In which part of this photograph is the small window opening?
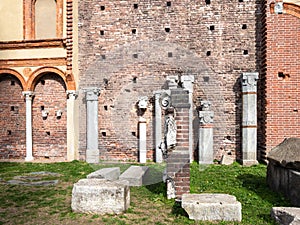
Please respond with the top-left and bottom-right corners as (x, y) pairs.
(133, 77), (137, 83)
(132, 29), (137, 34)
(167, 1), (171, 6)
(132, 132), (136, 136)
(242, 24), (247, 29)
(102, 131), (107, 137)
(104, 105), (108, 110)
(205, 0), (211, 4)
(165, 27), (170, 32)
(41, 80), (45, 85)
(239, 0), (243, 2)
(7, 130), (11, 135)
(209, 25), (215, 31)
(46, 131), (51, 136)
(168, 52), (173, 58)
(41, 106), (45, 110)
(134, 3), (138, 9)
(133, 54), (138, 58)
(101, 5), (105, 10)
(11, 81), (15, 86)
(10, 106), (15, 111)
(100, 30), (105, 35)
(206, 51), (211, 56)
(243, 50), (248, 55)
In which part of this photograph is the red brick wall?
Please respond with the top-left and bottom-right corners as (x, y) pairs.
(78, 0), (263, 161)
(265, 4), (300, 153)
(32, 73), (67, 160)
(0, 75), (26, 159)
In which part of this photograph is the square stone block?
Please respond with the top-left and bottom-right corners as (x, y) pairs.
(71, 179), (130, 215)
(87, 167), (120, 181)
(182, 193), (242, 221)
(119, 166), (149, 186)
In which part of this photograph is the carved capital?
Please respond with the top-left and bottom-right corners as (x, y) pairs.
(22, 91), (34, 100)
(199, 111), (214, 125)
(138, 96), (148, 109)
(242, 72), (258, 93)
(66, 90), (78, 99)
(200, 100), (211, 111)
(84, 87), (101, 101)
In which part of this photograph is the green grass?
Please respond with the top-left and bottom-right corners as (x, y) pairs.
(0, 161), (291, 224)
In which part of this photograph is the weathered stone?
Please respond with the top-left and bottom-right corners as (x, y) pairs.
(267, 138), (300, 206)
(119, 166), (149, 186)
(220, 155), (235, 165)
(271, 207), (300, 225)
(71, 179), (130, 215)
(182, 193), (242, 222)
(87, 167), (120, 181)
(268, 138), (300, 170)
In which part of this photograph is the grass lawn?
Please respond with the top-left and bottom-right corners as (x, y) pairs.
(0, 161), (290, 225)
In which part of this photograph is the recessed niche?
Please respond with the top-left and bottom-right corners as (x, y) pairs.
(168, 52), (173, 57)
(243, 50), (248, 55)
(242, 24), (247, 29)
(209, 25), (215, 31)
(134, 3), (138, 9)
(100, 5), (105, 10)
(46, 131), (51, 136)
(101, 55), (106, 60)
(132, 132), (136, 136)
(167, 1), (171, 6)
(10, 106), (15, 111)
(104, 105), (108, 110)
(103, 78), (108, 85)
(239, 0), (243, 2)
(41, 106), (45, 110)
(7, 130), (11, 135)
(11, 81), (15, 86)
(205, 0), (211, 4)
(133, 77), (137, 83)
(102, 131), (107, 137)
(165, 27), (170, 32)
(100, 30), (104, 35)
(133, 53), (138, 58)
(206, 51), (211, 56)
(132, 29), (137, 34)
(40, 80), (45, 85)
(203, 76), (210, 82)
(226, 135), (231, 140)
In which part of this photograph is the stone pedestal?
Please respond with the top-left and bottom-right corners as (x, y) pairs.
(198, 100), (214, 165)
(67, 90), (78, 161)
(71, 179), (130, 215)
(139, 117), (147, 163)
(22, 91), (34, 161)
(84, 87), (100, 164)
(241, 72), (258, 166)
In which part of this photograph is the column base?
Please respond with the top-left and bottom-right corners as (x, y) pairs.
(86, 149), (99, 164)
(241, 159), (258, 166)
(25, 156), (34, 161)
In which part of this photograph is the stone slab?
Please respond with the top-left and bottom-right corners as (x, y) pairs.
(271, 207), (300, 225)
(220, 155), (235, 165)
(119, 166), (149, 186)
(182, 193), (242, 222)
(71, 179), (130, 215)
(87, 167), (120, 181)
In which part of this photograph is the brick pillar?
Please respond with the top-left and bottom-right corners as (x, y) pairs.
(166, 88), (190, 200)
(241, 73), (258, 166)
(84, 87), (100, 164)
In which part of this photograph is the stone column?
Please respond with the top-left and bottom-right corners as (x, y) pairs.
(67, 90), (78, 161)
(22, 91), (34, 161)
(241, 72), (259, 166)
(181, 75), (195, 163)
(84, 87), (100, 164)
(138, 96), (148, 163)
(154, 91), (163, 163)
(198, 100), (214, 165)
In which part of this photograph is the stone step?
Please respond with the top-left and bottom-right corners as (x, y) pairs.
(87, 167), (120, 181)
(182, 193), (242, 222)
(119, 166), (149, 186)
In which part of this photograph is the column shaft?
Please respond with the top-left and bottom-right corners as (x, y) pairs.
(23, 91), (34, 161)
(67, 91), (78, 161)
(154, 91), (162, 163)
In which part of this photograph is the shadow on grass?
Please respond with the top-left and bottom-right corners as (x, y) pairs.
(171, 201), (189, 217)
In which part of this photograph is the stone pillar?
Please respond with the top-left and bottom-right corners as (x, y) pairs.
(241, 72), (259, 166)
(154, 91), (163, 163)
(181, 75), (195, 163)
(198, 100), (214, 164)
(84, 87), (100, 164)
(22, 91), (34, 161)
(138, 96), (148, 163)
(67, 90), (78, 161)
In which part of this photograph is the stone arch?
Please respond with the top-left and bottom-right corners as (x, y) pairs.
(0, 68), (26, 90)
(27, 67), (74, 91)
(270, 2), (300, 19)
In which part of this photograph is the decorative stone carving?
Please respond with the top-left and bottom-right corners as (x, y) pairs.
(166, 75), (178, 89)
(159, 92), (171, 110)
(241, 72), (258, 93)
(199, 101), (214, 125)
(160, 112), (177, 159)
(84, 87), (101, 101)
(138, 96), (148, 109)
(66, 90), (78, 99)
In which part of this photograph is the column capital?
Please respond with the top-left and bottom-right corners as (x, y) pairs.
(22, 91), (35, 100)
(66, 90), (78, 99)
(199, 111), (214, 125)
(84, 87), (101, 101)
(241, 72), (259, 93)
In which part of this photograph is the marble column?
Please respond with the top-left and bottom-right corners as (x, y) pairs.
(138, 96), (148, 163)
(182, 75), (195, 163)
(22, 91), (34, 161)
(67, 90), (78, 161)
(198, 100), (214, 164)
(241, 72), (259, 166)
(84, 87), (101, 164)
(154, 91), (163, 163)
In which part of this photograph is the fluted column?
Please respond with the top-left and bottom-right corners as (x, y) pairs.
(22, 91), (34, 161)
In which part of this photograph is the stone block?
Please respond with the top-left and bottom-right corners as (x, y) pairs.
(220, 154), (234, 165)
(71, 179), (130, 215)
(271, 207), (300, 225)
(182, 193), (242, 222)
(87, 167), (120, 181)
(119, 166), (149, 186)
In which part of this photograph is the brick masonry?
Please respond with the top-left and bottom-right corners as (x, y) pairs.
(78, 0), (263, 161)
